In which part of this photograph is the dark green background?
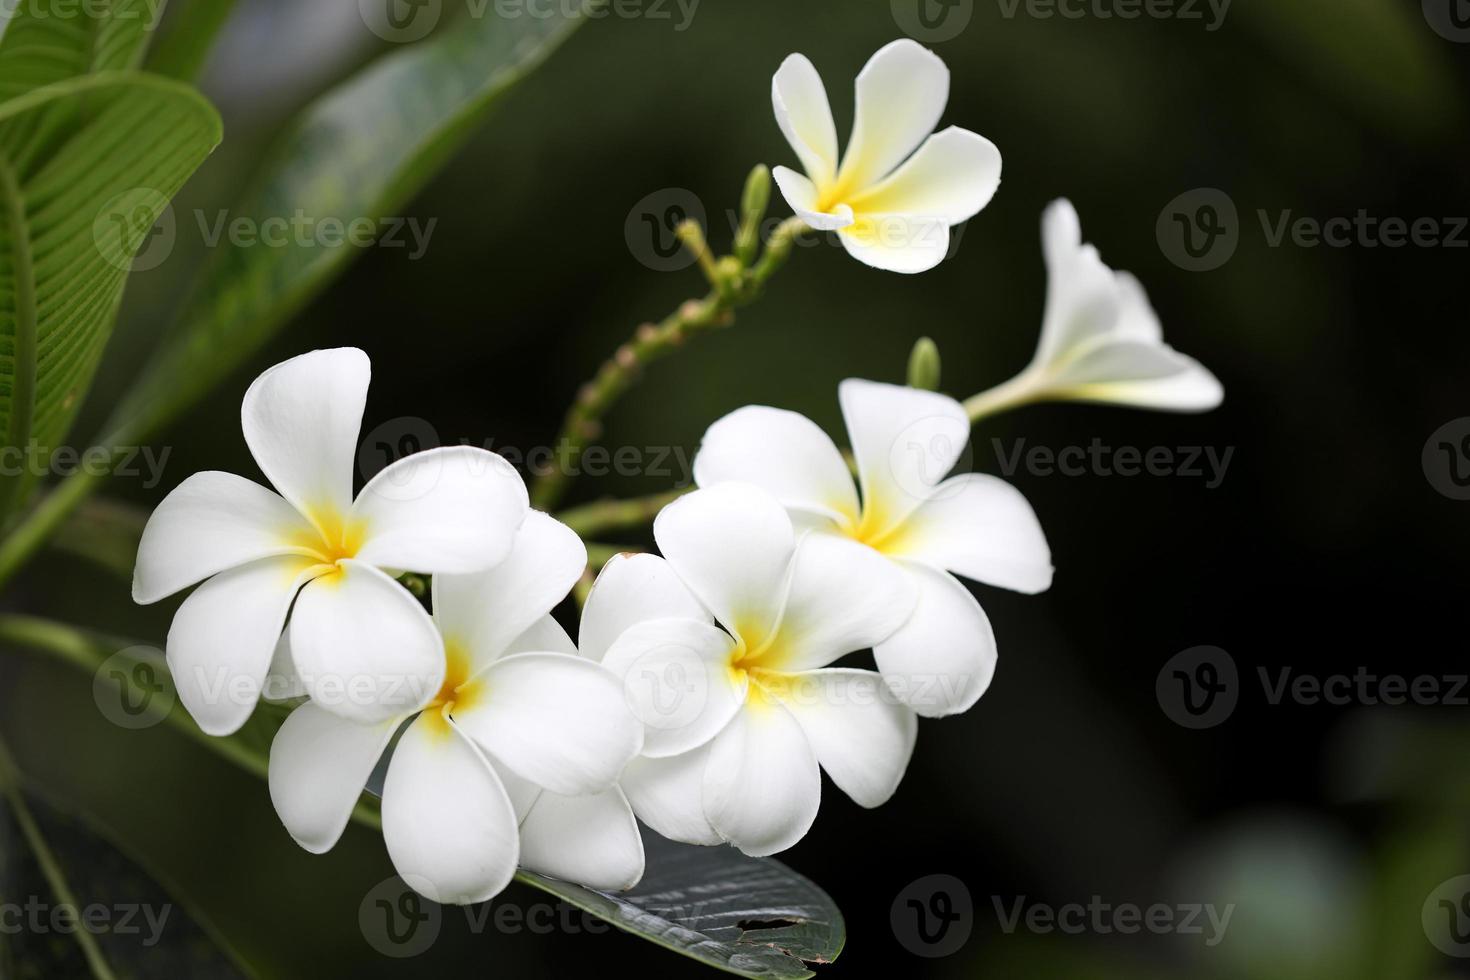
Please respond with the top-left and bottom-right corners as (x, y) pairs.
(5, 0), (1470, 976)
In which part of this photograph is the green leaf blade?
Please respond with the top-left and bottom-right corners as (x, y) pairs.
(0, 73), (220, 517)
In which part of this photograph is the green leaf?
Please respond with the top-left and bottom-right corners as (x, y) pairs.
(0, 0), (168, 100)
(517, 832), (844, 979)
(0, 616), (847, 978)
(0, 738), (251, 979)
(0, 73), (220, 518)
(104, 2), (594, 447)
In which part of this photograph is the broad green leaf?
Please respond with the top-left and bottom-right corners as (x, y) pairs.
(48, 495), (146, 579)
(0, 73), (220, 518)
(0, 617), (847, 978)
(517, 831), (844, 979)
(0, 741), (251, 978)
(0, 0), (168, 99)
(104, 2), (595, 446)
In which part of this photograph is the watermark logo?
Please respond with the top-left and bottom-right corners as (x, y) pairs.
(891, 874), (973, 957)
(358, 416), (442, 484)
(360, 876), (442, 958)
(94, 188), (175, 272)
(1424, 876), (1470, 956)
(1423, 0), (1470, 42)
(93, 647), (175, 731)
(1157, 187), (1239, 272)
(621, 643), (711, 735)
(625, 187), (706, 272)
(891, 0), (975, 42)
(359, 0), (443, 42)
(1156, 645), (1238, 729)
(887, 412), (974, 506)
(1422, 418), (1470, 500)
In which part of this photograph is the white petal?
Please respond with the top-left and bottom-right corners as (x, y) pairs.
(133, 472), (317, 604)
(452, 652), (642, 796)
(764, 531), (916, 672)
(848, 127), (1000, 225)
(837, 216), (952, 274)
(704, 698), (821, 856)
(771, 54), (838, 186)
(503, 615), (578, 658)
(693, 405), (859, 526)
(652, 483), (795, 643)
(268, 703), (396, 853)
(289, 561), (444, 724)
(381, 712), (519, 905)
(874, 565), (996, 718)
(601, 618), (747, 758)
(579, 553), (710, 665)
(262, 632), (307, 702)
(881, 474), (1053, 594)
(351, 447), (529, 574)
(1035, 199), (1123, 367)
(838, 378), (971, 534)
(1043, 339), (1225, 412)
(838, 39), (949, 193)
(432, 512), (584, 668)
(241, 348), (368, 522)
(166, 556), (319, 736)
(771, 166), (854, 231)
(620, 747), (722, 846)
(519, 785), (645, 891)
(765, 669), (916, 808)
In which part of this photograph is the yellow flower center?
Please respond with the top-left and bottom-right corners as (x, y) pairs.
(421, 639), (486, 739)
(284, 505), (369, 575)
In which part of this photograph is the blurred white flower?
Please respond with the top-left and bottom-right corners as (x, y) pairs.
(770, 38), (1001, 273)
(967, 199), (1224, 416)
(577, 485), (919, 857)
(133, 347), (529, 735)
(694, 380), (1053, 718)
(268, 513), (646, 903)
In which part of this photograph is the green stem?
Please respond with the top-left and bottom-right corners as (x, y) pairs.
(529, 215), (807, 512)
(0, 735), (119, 980)
(557, 489), (690, 538)
(0, 467), (110, 592)
(0, 155), (37, 523)
(962, 370), (1042, 423)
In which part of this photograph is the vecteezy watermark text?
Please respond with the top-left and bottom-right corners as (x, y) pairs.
(0, 442), (170, 488)
(992, 895), (1234, 946)
(990, 438), (1233, 489)
(358, 0), (699, 43)
(994, 0), (1230, 30)
(0, 899), (171, 948)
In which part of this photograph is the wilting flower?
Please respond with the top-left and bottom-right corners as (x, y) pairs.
(770, 38), (1001, 273)
(966, 199), (1224, 416)
(268, 513), (645, 903)
(694, 380), (1052, 719)
(578, 484), (919, 857)
(133, 348), (528, 735)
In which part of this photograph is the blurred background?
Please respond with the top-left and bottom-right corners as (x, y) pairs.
(4, 0), (1470, 976)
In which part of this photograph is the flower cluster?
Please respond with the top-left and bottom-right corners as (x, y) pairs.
(132, 40), (1221, 905)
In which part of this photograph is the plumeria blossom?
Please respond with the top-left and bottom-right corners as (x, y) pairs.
(694, 381), (1053, 719)
(771, 38), (1001, 273)
(577, 484), (920, 857)
(968, 199), (1224, 416)
(133, 348), (529, 736)
(268, 512), (646, 903)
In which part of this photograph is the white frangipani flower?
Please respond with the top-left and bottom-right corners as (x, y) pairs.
(268, 513), (646, 903)
(694, 381), (1053, 719)
(576, 484), (920, 857)
(132, 347), (529, 736)
(771, 38), (1001, 273)
(967, 199), (1224, 416)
